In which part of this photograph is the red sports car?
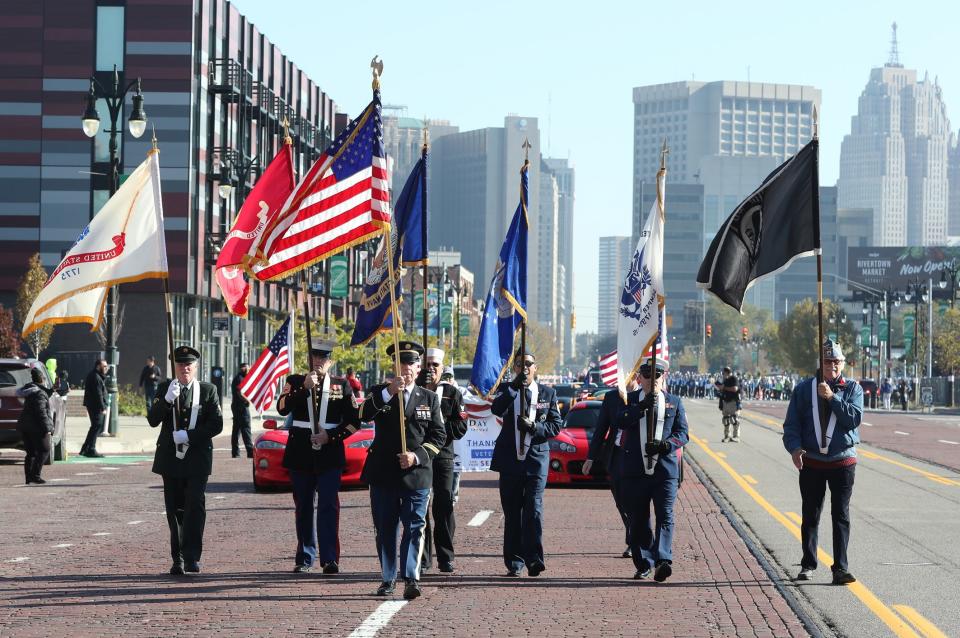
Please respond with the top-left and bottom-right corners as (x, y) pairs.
(251, 419), (374, 491)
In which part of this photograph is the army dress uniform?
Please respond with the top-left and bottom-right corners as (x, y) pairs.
(148, 346), (223, 574)
(278, 366), (359, 572)
(490, 375), (562, 576)
(613, 378), (688, 582)
(360, 342), (445, 597)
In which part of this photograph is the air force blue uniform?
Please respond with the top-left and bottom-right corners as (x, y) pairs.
(490, 382), (562, 574)
(613, 389), (688, 574)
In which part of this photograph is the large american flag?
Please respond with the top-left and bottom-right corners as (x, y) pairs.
(253, 90), (389, 281)
(240, 315), (293, 413)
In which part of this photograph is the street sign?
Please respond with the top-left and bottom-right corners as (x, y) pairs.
(459, 314), (470, 337)
(860, 326), (871, 347)
(903, 314), (915, 338)
(212, 316), (229, 338)
(329, 255), (348, 299)
(879, 318), (889, 336)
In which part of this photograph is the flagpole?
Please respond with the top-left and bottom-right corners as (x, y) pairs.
(300, 275), (321, 442)
(646, 140), (668, 471)
(518, 143), (530, 457)
(421, 124), (429, 351)
(372, 58), (408, 455)
(812, 107), (827, 449)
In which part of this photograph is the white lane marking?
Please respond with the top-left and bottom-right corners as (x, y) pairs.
(938, 439), (959, 445)
(347, 601), (408, 638)
(214, 496), (226, 500)
(862, 422), (873, 427)
(894, 431), (911, 436)
(127, 520), (144, 525)
(92, 532), (111, 537)
(51, 543), (73, 548)
(467, 510), (494, 527)
(99, 467), (119, 471)
(6, 557), (29, 563)
(48, 478), (69, 482)
(75, 472), (100, 476)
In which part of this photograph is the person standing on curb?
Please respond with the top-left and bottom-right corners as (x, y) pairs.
(16, 367), (55, 484)
(139, 356), (162, 413)
(230, 363), (253, 458)
(80, 359), (108, 458)
(782, 339), (863, 586)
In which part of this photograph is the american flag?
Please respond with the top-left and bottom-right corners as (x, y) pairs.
(240, 315), (293, 413)
(599, 351), (618, 386)
(253, 91), (389, 281)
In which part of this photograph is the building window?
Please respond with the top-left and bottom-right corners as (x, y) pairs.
(96, 5), (125, 72)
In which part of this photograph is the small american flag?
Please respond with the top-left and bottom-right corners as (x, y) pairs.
(240, 315), (293, 413)
(254, 90), (389, 281)
(599, 351), (618, 386)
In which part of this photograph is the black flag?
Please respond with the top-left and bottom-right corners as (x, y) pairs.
(697, 139), (819, 312)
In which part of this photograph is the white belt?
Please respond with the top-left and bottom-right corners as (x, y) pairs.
(291, 420), (338, 430)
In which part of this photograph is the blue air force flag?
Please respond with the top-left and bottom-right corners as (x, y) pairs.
(350, 155), (428, 346)
(470, 162), (529, 398)
(616, 167), (666, 398)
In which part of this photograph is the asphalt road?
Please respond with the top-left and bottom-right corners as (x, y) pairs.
(683, 397), (960, 638)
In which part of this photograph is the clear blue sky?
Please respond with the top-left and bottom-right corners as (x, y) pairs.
(233, 0), (959, 334)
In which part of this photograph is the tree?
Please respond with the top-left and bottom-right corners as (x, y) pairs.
(934, 307), (960, 375)
(703, 298), (771, 371)
(524, 321), (561, 374)
(15, 253), (53, 357)
(777, 299), (856, 373)
(0, 304), (22, 357)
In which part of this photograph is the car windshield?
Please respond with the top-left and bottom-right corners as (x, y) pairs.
(0, 365), (32, 389)
(564, 406), (599, 430)
(554, 385), (579, 398)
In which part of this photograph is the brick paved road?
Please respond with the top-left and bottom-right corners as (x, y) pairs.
(0, 449), (809, 637)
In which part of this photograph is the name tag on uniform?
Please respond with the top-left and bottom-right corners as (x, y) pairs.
(536, 402), (548, 409)
(330, 386), (344, 399)
(415, 405), (431, 420)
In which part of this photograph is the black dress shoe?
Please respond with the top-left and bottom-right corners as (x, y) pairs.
(633, 567), (652, 579)
(231, 453), (241, 458)
(82, 450), (105, 458)
(438, 562), (454, 573)
(622, 546), (633, 558)
(376, 581), (395, 596)
(169, 563), (185, 575)
(293, 565), (312, 573)
(831, 569), (856, 585)
(505, 568), (521, 577)
(403, 580), (421, 600)
(527, 561), (545, 577)
(322, 561), (339, 575)
(184, 562), (201, 573)
(28, 477), (46, 485)
(653, 561), (672, 582)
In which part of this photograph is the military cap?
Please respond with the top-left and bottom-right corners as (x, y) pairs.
(387, 341), (424, 364)
(309, 337), (337, 357)
(822, 339), (845, 361)
(174, 345), (200, 363)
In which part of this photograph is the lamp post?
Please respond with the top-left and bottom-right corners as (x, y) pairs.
(81, 66), (147, 436)
(939, 261), (960, 308)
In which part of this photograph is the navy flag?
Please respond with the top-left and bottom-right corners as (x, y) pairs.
(350, 154), (428, 346)
(697, 139), (819, 312)
(470, 162), (529, 398)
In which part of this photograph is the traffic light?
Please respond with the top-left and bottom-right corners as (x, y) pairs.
(706, 324), (712, 338)
(741, 326), (749, 342)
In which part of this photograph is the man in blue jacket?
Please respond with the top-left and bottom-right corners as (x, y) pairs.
(614, 354), (688, 582)
(490, 351), (562, 577)
(782, 339), (863, 585)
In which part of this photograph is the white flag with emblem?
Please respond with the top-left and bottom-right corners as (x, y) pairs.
(615, 165), (666, 399)
(20, 150), (168, 337)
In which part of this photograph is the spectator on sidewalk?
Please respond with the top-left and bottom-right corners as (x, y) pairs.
(139, 356), (162, 412)
(345, 367), (363, 396)
(880, 378), (893, 411)
(230, 363), (253, 458)
(782, 339), (863, 586)
(898, 380), (909, 411)
(16, 368), (55, 484)
(55, 369), (70, 397)
(80, 359), (108, 458)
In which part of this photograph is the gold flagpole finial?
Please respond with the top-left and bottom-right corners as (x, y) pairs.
(812, 105), (819, 140)
(149, 124), (158, 154)
(422, 116), (429, 152)
(659, 138), (669, 171)
(522, 138), (532, 164)
(370, 55), (384, 90)
(281, 117), (292, 145)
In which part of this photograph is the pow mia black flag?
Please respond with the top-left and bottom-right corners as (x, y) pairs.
(697, 139), (819, 312)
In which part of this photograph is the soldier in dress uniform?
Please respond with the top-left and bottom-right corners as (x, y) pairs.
(277, 337), (360, 574)
(613, 353), (688, 582)
(490, 351), (562, 577)
(360, 341), (445, 600)
(417, 348), (468, 573)
(148, 346), (223, 575)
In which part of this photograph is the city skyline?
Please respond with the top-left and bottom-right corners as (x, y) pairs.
(234, 0), (960, 335)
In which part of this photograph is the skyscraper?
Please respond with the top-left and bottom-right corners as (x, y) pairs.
(381, 112), (458, 193)
(597, 236), (632, 338)
(838, 24), (951, 247)
(948, 134), (960, 237)
(544, 157), (576, 362)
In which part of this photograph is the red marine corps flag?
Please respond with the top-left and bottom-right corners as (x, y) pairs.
(215, 141), (296, 317)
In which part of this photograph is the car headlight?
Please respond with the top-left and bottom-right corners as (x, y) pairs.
(549, 440), (576, 453)
(348, 439), (373, 449)
(256, 440), (286, 450)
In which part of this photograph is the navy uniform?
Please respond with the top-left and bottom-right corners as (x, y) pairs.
(277, 337), (360, 574)
(360, 341), (445, 600)
(148, 346), (224, 575)
(490, 352), (562, 577)
(418, 348), (468, 573)
(613, 357), (688, 582)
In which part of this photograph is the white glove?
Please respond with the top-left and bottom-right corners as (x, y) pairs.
(172, 429), (189, 445)
(165, 379), (182, 404)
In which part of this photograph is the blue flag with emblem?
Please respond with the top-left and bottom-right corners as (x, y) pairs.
(350, 154), (428, 346)
(470, 162), (529, 399)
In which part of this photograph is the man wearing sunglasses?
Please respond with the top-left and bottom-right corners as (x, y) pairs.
(490, 351), (562, 577)
(614, 353), (688, 582)
(416, 348), (468, 573)
(782, 339), (862, 586)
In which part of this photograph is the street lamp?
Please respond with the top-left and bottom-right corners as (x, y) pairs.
(939, 262), (960, 308)
(80, 66), (147, 437)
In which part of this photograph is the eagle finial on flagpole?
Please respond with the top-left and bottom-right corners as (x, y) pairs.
(370, 55), (384, 90)
(522, 138), (532, 166)
(281, 116), (292, 145)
